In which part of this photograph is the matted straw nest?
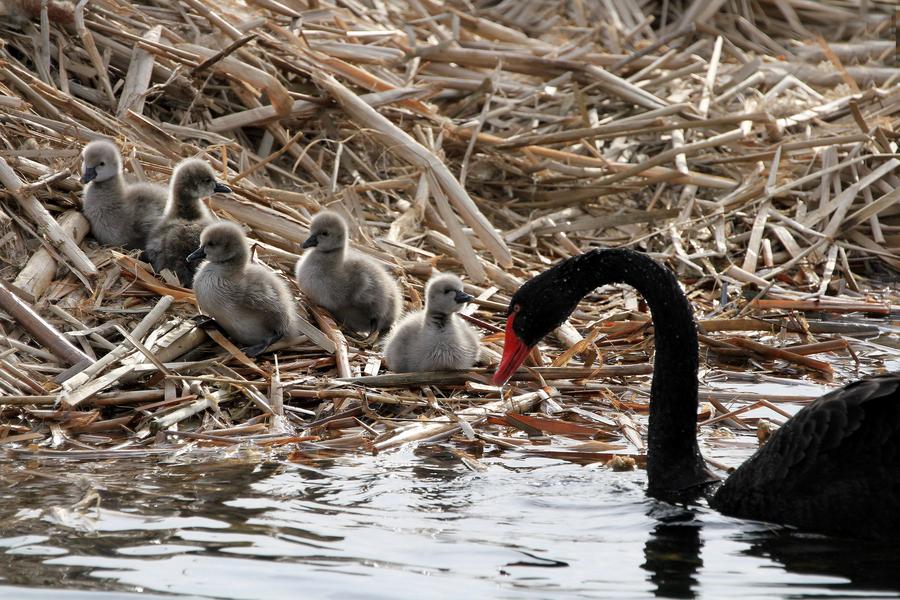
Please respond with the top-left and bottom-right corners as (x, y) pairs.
(0, 0), (896, 462)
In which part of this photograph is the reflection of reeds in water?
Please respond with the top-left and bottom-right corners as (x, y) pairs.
(0, 457), (284, 586)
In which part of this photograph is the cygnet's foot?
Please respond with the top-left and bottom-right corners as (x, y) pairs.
(192, 315), (219, 329)
(241, 334), (282, 358)
(345, 329), (380, 350)
(241, 342), (270, 358)
(361, 329), (381, 347)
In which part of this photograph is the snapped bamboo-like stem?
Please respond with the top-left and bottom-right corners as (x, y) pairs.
(0, 279), (92, 368)
(0, 157), (97, 279)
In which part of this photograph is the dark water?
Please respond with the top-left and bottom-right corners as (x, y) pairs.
(1, 440), (898, 599)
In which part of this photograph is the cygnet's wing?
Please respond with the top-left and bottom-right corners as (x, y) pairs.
(349, 253), (400, 309)
(127, 182), (167, 249)
(238, 267), (295, 329)
(383, 312), (421, 372)
(458, 318), (482, 363)
(149, 219), (210, 287)
(346, 256), (379, 307)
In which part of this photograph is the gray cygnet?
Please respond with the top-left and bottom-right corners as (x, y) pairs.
(190, 222), (296, 357)
(295, 211), (400, 336)
(81, 140), (166, 249)
(384, 274), (480, 372)
(145, 159), (230, 287)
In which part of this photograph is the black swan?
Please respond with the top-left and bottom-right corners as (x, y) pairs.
(492, 248), (900, 540)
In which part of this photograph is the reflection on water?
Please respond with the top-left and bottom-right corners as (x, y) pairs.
(1, 447), (898, 599)
(642, 508), (703, 599)
(741, 530), (900, 593)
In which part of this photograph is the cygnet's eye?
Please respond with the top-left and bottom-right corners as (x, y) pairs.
(444, 288), (453, 294)
(98, 161), (105, 166)
(320, 231), (329, 237)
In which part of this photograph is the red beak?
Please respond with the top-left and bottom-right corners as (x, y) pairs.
(492, 313), (533, 385)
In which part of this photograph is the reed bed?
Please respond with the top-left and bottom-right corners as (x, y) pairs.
(0, 0), (897, 468)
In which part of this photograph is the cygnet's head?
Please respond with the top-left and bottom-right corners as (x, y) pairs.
(425, 274), (473, 315)
(172, 159), (232, 200)
(187, 222), (248, 265)
(81, 140), (121, 184)
(302, 211), (347, 253)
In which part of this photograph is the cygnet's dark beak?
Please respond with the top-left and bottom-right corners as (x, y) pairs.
(454, 290), (474, 304)
(186, 247), (206, 262)
(81, 167), (97, 184)
(302, 234), (318, 249)
(213, 181), (232, 194)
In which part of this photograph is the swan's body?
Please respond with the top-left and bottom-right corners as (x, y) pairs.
(384, 274), (480, 372)
(145, 159), (230, 287)
(81, 140), (166, 249)
(295, 211), (401, 336)
(713, 374), (899, 537)
(493, 248), (900, 540)
(190, 222), (296, 357)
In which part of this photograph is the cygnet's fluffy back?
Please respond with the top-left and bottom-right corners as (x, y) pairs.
(295, 210), (401, 335)
(384, 274), (480, 372)
(191, 222), (296, 356)
(145, 159), (230, 287)
(81, 140), (166, 249)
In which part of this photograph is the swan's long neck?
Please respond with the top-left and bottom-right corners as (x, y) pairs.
(576, 249), (714, 496)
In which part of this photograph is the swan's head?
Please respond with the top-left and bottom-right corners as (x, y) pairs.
(302, 211), (347, 254)
(172, 159), (232, 201)
(493, 255), (586, 385)
(188, 222), (248, 265)
(425, 274), (473, 315)
(81, 140), (121, 184)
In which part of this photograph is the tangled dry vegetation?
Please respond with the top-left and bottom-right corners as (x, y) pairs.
(0, 0), (897, 465)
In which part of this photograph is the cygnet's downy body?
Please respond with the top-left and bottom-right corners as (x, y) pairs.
(190, 222), (296, 357)
(384, 274), (480, 372)
(295, 211), (401, 336)
(145, 159), (231, 287)
(81, 140), (166, 249)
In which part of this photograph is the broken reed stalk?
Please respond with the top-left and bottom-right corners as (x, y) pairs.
(0, 279), (92, 368)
